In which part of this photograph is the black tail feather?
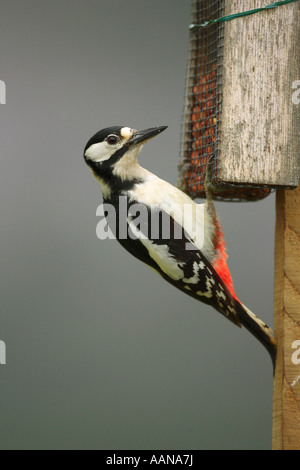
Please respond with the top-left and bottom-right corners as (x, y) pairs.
(235, 301), (277, 372)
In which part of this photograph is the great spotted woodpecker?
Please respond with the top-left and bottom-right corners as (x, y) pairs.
(83, 125), (277, 368)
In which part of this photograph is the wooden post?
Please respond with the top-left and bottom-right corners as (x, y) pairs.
(273, 186), (300, 449)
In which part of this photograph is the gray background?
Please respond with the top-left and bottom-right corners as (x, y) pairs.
(0, 0), (275, 449)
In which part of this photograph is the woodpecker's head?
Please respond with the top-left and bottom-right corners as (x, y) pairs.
(83, 126), (167, 197)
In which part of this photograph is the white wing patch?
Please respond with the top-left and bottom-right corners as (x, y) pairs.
(195, 275), (215, 299)
(129, 176), (216, 261)
(196, 290), (213, 299)
(127, 218), (184, 281)
(183, 261), (202, 284)
(216, 289), (226, 302)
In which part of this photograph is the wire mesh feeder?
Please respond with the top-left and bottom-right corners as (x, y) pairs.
(178, 0), (272, 202)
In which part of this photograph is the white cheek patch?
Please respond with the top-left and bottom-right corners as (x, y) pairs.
(85, 142), (119, 163)
(120, 127), (134, 141)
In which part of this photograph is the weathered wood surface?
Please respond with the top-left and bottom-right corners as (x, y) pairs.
(218, 0), (300, 187)
(273, 186), (300, 450)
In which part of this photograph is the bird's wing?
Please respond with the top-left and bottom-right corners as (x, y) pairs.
(118, 202), (240, 326)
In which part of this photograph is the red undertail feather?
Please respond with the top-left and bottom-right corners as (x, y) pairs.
(212, 217), (238, 301)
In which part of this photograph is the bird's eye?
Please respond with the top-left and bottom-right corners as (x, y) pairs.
(106, 135), (119, 145)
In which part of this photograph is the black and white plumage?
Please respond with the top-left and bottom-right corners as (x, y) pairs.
(83, 125), (277, 368)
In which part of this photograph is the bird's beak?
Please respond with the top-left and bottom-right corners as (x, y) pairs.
(129, 126), (168, 146)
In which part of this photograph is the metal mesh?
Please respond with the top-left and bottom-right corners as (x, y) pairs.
(178, 0), (272, 202)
